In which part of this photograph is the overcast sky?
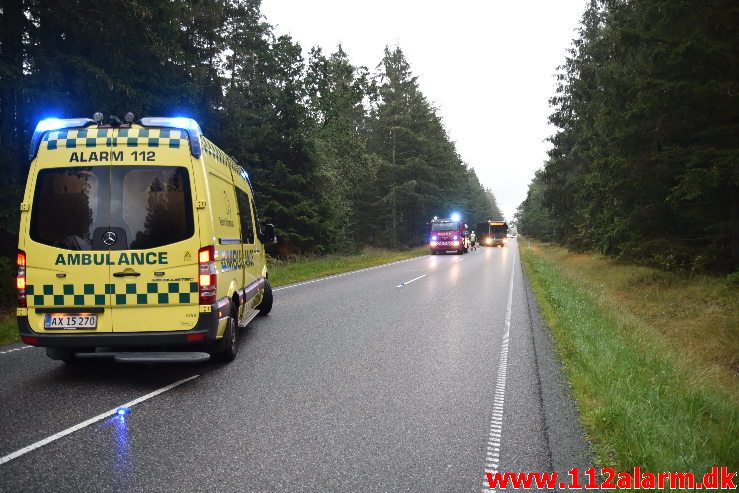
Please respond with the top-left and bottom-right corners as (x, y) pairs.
(261, 0), (586, 220)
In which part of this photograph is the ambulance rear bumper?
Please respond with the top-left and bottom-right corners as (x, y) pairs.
(17, 298), (229, 348)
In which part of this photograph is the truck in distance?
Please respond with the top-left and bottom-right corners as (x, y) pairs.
(477, 220), (509, 247)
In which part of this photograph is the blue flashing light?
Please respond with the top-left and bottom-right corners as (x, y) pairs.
(450, 213), (461, 222)
(431, 235), (438, 241)
(140, 116), (199, 130)
(29, 117), (93, 161)
(170, 117), (195, 130)
(453, 235), (459, 240)
(115, 407), (131, 416)
(140, 116), (203, 158)
(36, 118), (63, 132)
(35, 117), (91, 133)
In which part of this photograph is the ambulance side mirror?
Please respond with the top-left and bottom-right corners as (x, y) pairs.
(261, 223), (277, 245)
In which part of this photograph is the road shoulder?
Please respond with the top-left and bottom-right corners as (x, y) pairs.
(520, 254), (596, 489)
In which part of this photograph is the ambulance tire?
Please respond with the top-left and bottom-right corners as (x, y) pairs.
(257, 280), (273, 316)
(214, 314), (238, 362)
(457, 249), (464, 255)
(47, 347), (85, 364)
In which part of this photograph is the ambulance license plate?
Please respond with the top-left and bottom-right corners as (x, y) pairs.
(44, 314), (98, 330)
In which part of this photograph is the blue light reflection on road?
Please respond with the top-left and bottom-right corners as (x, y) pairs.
(101, 412), (132, 489)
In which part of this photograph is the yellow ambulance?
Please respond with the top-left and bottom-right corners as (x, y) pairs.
(16, 114), (275, 364)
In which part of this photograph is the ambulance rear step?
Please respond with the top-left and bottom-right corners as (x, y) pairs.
(75, 351), (210, 364)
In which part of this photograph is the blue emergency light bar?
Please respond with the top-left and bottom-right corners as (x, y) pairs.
(140, 117), (203, 158)
(28, 116), (204, 161)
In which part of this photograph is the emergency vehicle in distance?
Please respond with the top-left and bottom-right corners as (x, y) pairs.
(16, 113), (276, 364)
(477, 220), (509, 247)
(429, 216), (469, 255)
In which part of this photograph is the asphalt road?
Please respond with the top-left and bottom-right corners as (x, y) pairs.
(0, 239), (592, 492)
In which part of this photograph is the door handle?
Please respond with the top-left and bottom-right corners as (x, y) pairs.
(113, 271), (141, 277)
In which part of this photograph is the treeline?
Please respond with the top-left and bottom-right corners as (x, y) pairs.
(516, 0), (738, 273)
(0, 0), (502, 259)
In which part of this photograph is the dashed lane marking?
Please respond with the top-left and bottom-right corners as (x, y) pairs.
(0, 345), (32, 356)
(0, 375), (200, 466)
(273, 255), (429, 292)
(395, 274), (427, 288)
(482, 249), (516, 492)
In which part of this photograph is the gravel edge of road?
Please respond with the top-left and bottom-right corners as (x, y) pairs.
(520, 254), (599, 491)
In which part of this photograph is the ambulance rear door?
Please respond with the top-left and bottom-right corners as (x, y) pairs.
(107, 127), (202, 333)
(22, 133), (115, 335)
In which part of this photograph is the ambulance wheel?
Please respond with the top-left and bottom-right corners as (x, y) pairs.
(47, 347), (74, 362)
(215, 314), (238, 362)
(257, 280), (273, 316)
(457, 249), (464, 255)
(47, 347), (88, 364)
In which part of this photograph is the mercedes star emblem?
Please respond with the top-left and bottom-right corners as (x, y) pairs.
(102, 231), (118, 246)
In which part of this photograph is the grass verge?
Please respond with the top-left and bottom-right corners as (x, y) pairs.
(0, 311), (17, 346)
(268, 246), (427, 287)
(519, 238), (738, 474)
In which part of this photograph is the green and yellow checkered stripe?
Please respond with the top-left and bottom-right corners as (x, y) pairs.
(27, 282), (199, 306)
(41, 127), (189, 151)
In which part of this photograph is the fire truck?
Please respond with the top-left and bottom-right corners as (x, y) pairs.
(429, 216), (469, 255)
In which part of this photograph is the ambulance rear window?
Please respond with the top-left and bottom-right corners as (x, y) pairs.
(30, 166), (193, 250)
(121, 167), (194, 249)
(30, 168), (103, 250)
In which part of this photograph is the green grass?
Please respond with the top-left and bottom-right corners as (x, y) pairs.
(519, 239), (738, 475)
(0, 312), (17, 345)
(268, 246), (427, 287)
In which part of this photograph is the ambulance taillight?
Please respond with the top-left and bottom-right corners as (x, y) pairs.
(198, 246), (217, 305)
(17, 250), (26, 308)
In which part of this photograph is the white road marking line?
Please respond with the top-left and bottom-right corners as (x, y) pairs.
(0, 375), (199, 466)
(273, 255), (429, 292)
(395, 274), (427, 288)
(456, 257), (464, 262)
(482, 248), (516, 486)
(0, 345), (32, 356)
